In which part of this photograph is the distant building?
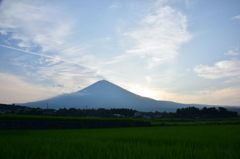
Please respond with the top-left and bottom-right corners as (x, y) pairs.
(113, 114), (125, 118)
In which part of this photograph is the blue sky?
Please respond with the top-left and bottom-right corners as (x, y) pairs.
(0, 0), (239, 106)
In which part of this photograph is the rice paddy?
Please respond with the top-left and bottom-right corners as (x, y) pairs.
(0, 124), (239, 159)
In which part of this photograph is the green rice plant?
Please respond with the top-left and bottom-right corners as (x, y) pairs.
(0, 125), (239, 159)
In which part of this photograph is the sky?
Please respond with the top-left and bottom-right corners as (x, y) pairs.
(0, 0), (239, 106)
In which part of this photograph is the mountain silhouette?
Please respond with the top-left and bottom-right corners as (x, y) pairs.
(23, 80), (187, 111)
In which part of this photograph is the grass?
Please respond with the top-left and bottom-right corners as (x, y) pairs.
(0, 114), (144, 121)
(150, 118), (240, 126)
(0, 125), (240, 159)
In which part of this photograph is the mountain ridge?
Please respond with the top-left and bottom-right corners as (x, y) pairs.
(22, 80), (236, 112)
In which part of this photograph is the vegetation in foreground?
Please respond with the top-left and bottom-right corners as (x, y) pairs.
(0, 125), (240, 159)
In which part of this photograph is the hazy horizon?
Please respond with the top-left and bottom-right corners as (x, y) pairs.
(0, 0), (240, 106)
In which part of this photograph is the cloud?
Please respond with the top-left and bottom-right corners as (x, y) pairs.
(124, 5), (191, 67)
(0, 0), (103, 94)
(224, 48), (239, 56)
(0, 0), (73, 53)
(0, 43), (102, 94)
(194, 60), (240, 80)
(232, 14), (240, 20)
(0, 51), (102, 103)
(33, 61), (102, 92)
(0, 72), (60, 104)
(157, 87), (240, 106)
(109, 2), (120, 9)
(121, 77), (240, 106)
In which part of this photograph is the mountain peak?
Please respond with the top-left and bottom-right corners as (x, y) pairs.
(78, 80), (121, 94)
(95, 80), (112, 85)
(87, 80), (116, 88)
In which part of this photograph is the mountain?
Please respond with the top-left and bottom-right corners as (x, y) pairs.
(23, 80), (188, 112)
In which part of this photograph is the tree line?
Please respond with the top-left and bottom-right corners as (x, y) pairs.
(0, 104), (238, 118)
(176, 107), (238, 118)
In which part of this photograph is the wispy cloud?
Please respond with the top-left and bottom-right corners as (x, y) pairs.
(109, 2), (120, 9)
(0, 44), (102, 92)
(0, 43), (98, 71)
(194, 59), (240, 80)
(0, 0), (102, 93)
(224, 48), (240, 56)
(232, 14), (240, 20)
(123, 5), (191, 68)
(157, 87), (240, 106)
(0, 0), (73, 53)
(0, 0), (238, 106)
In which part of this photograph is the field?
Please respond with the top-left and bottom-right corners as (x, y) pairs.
(0, 125), (240, 159)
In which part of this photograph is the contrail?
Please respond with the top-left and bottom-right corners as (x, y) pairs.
(0, 43), (100, 75)
(0, 44), (58, 60)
